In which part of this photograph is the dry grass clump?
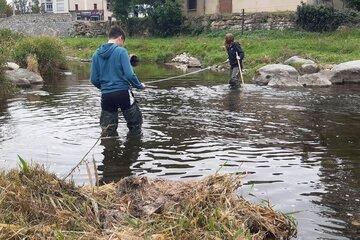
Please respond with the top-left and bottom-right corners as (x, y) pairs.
(26, 54), (39, 74)
(0, 165), (297, 239)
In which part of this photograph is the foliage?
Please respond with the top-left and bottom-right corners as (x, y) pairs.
(13, 36), (67, 75)
(343, 0), (360, 11)
(31, 0), (41, 13)
(296, 3), (360, 32)
(108, 0), (132, 22)
(18, 155), (30, 173)
(14, 0), (27, 13)
(296, 3), (346, 32)
(0, 0), (12, 17)
(148, 0), (184, 37)
(126, 17), (151, 36)
(0, 30), (19, 98)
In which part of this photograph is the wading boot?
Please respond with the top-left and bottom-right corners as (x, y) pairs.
(122, 103), (143, 137)
(100, 110), (119, 137)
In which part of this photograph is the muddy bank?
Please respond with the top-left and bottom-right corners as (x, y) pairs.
(0, 166), (297, 239)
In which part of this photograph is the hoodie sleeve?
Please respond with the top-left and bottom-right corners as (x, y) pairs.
(119, 49), (144, 90)
(90, 54), (101, 89)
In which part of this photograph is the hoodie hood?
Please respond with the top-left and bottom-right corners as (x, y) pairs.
(98, 43), (118, 59)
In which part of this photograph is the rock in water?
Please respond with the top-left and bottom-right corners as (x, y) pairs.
(298, 70), (333, 87)
(329, 60), (360, 84)
(267, 71), (302, 87)
(252, 64), (299, 86)
(171, 53), (202, 68)
(5, 68), (44, 87)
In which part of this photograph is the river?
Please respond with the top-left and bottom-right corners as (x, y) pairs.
(0, 62), (359, 239)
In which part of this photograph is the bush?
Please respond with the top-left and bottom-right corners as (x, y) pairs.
(149, 0), (184, 37)
(296, 4), (346, 32)
(13, 36), (66, 75)
(126, 17), (151, 37)
(0, 0), (12, 18)
(343, 0), (360, 11)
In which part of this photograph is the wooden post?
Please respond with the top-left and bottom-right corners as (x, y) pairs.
(241, 9), (245, 35)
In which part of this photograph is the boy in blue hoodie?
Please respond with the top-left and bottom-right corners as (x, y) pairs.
(90, 26), (145, 137)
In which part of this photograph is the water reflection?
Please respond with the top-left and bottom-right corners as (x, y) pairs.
(98, 135), (142, 184)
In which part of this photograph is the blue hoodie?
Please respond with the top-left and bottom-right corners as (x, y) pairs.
(90, 43), (144, 94)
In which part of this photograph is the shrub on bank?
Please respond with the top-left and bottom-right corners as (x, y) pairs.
(0, 46), (16, 98)
(13, 36), (66, 75)
(296, 3), (359, 32)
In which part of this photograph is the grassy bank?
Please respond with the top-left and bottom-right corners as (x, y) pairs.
(0, 164), (297, 239)
(63, 28), (360, 79)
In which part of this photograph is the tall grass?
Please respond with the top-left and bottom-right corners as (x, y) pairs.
(13, 36), (67, 75)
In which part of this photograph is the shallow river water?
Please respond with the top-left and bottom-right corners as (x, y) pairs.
(0, 62), (359, 239)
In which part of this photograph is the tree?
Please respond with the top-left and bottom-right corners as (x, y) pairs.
(108, 0), (133, 22)
(31, 0), (40, 13)
(148, 0), (184, 36)
(342, 0), (360, 11)
(0, 0), (12, 17)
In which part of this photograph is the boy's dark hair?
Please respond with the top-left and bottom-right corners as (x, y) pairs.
(108, 26), (126, 40)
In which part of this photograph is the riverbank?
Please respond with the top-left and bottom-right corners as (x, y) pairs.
(63, 28), (360, 81)
(0, 165), (296, 239)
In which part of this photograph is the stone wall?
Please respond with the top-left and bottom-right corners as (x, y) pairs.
(70, 21), (109, 37)
(0, 13), (75, 36)
(185, 12), (297, 33)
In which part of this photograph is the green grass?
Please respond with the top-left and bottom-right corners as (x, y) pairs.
(62, 28), (360, 79)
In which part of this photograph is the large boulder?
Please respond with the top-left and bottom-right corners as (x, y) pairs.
(284, 56), (315, 66)
(298, 70), (333, 87)
(267, 71), (302, 87)
(329, 60), (360, 84)
(252, 64), (299, 86)
(5, 68), (44, 87)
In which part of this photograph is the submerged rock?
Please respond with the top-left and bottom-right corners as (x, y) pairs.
(252, 64), (299, 86)
(298, 70), (333, 87)
(5, 68), (44, 87)
(284, 56), (316, 66)
(329, 60), (360, 84)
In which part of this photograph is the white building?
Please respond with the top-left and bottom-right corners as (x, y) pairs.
(38, 0), (69, 13)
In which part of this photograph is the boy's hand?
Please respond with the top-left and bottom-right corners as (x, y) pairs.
(236, 55), (241, 60)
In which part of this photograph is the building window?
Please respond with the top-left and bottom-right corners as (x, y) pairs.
(188, 0), (197, 10)
(46, 2), (53, 12)
(94, 3), (97, 10)
(75, 4), (78, 11)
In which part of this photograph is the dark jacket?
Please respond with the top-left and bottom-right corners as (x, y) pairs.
(90, 43), (144, 94)
(227, 42), (245, 68)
